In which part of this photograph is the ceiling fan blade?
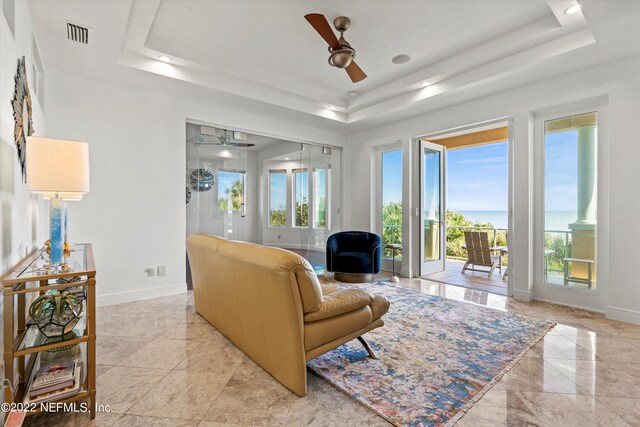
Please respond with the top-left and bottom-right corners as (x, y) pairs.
(304, 13), (341, 50)
(345, 61), (367, 83)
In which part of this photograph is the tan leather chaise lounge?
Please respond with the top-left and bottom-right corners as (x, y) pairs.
(186, 234), (390, 397)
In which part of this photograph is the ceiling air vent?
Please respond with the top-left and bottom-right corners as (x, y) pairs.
(65, 21), (89, 44)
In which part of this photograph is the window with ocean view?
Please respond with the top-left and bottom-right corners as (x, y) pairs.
(381, 149), (402, 258)
(544, 112), (597, 289)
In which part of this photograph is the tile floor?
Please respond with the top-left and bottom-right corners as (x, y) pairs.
(24, 277), (640, 426)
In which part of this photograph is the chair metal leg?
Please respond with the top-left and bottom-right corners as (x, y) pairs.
(357, 336), (378, 359)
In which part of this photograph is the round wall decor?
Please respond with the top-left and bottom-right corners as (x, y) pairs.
(12, 56), (35, 182)
(190, 168), (214, 192)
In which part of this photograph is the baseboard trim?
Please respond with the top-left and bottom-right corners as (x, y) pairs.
(532, 297), (605, 315)
(512, 289), (532, 302)
(606, 305), (640, 325)
(97, 283), (187, 307)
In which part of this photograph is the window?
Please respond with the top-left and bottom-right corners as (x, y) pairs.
(269, 170), (287, 227)
(218, 170), (245, 212)
(313, 168), (328, 229)
(293, 169), (309, 227)
(381, 150), (402, 258)
(544, 112), (597, 289)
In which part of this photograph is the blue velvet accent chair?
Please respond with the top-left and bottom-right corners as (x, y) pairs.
(326, 231), (382, 282)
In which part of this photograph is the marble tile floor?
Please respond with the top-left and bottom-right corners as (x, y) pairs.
(24, 277), (640, 427)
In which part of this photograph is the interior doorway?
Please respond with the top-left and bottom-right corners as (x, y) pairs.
(185, 121), (343, 288)
(417, 122), (511, 296)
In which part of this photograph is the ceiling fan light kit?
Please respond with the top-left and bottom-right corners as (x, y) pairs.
(305, 13), (367, 83)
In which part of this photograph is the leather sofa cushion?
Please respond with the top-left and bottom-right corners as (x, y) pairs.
(304, 286), (374, 322)
(370, 295), (391, 321)
(304, 306), (373, 351)
(217, 241), (323, 313)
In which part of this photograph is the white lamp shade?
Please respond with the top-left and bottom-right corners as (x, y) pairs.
(26, 137), (90, 196)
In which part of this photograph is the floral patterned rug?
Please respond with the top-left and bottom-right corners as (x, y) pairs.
(307, 281), (555, 426)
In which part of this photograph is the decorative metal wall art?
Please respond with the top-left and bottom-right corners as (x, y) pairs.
(12, 56), (35, 182)
(186, 186), (192, 204)
(190, 168), (214, 192)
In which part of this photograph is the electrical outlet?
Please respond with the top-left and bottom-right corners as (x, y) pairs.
(277, 235), (281, 240)
(157, 266), (166, 276)
(145, 267), (155, 277)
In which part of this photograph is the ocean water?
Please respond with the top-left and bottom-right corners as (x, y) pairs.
(457, 210), (577, 231)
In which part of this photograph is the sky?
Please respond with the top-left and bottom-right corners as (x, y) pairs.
(382, 130), (579, 213)
(270, 172), (287, 210)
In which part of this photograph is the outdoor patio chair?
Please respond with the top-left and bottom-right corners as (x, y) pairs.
(462, 231), (501, 277)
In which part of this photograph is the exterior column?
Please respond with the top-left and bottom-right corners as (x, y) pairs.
(569, 124), (597, 282)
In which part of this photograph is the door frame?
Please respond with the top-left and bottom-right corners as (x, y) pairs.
(412, 118), (514, 297)
(419, 141), (447, 275)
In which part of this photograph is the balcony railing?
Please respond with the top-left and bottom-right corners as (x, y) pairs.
(383, 223), (574, 274)
(446, 225), (574, 274)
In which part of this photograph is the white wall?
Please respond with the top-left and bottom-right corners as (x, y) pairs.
(45, 68), (347, 306)
(344, 54), (640, 324)
(1, 0), (46, 274)
(0, 0), (47, 413)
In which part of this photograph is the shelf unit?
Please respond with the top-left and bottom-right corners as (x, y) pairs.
(2, 244), (96, 419)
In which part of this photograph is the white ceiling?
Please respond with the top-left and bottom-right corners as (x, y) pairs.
(26, 0), (640, 128)
(147, 0), (552, 97)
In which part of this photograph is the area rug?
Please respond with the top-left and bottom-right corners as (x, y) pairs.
(307, 281), (555, 426)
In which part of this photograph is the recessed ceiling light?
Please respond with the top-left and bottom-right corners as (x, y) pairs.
(285, 157), (290, 160)
(327, 105), (336, 111)
(564, 4), (581, 14)
(158, 55), (172, 63)
(348, 91), (359, 98)
(392, 54), (411, 64)
(420, 81), (432, 88)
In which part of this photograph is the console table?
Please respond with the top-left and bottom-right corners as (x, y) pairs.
(2, 244), (96, 419)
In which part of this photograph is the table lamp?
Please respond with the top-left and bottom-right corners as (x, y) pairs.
(26, 137), (90, 265)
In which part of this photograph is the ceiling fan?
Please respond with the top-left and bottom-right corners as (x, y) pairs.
(304, 14), (367, 83)
(196, 126), (255, 148)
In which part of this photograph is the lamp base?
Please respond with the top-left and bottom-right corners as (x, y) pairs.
(49, 197), (67, 264)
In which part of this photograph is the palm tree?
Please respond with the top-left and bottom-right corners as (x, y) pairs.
(218, 180), (243, 211)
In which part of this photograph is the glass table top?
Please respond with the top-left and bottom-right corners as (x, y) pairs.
(3, 244), (94, 286)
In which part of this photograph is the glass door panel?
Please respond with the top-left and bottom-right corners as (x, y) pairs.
(381, 149), (402, 259)
(543, 112), (597, 289)
(299, 144), (342, 273)
(219, 144), (248, 241)
(421, 141), (446, 275)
